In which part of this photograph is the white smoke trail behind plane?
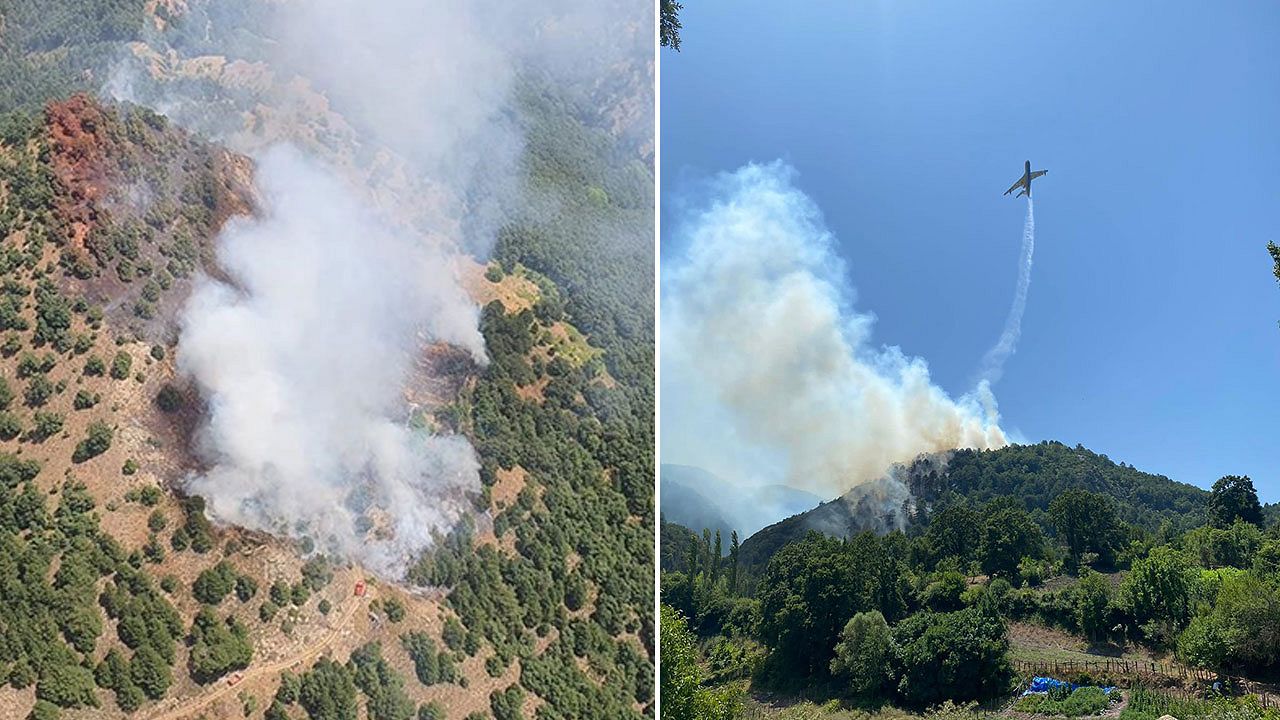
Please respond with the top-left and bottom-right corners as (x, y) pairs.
(662, 162), (1007, 501)
(979, 197), (1035, 385)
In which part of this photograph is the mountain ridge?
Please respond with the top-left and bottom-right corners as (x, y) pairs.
(664, 440), (1216, 572)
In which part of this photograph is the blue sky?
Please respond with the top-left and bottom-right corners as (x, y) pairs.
(661, 1), (1280, 501)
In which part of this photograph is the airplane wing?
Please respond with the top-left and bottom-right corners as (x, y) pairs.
(1029, 170), (1047, 180)
(1003, 178), (1025, 196)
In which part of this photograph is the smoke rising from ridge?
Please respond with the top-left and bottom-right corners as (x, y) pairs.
(661, 162), (1007, 501)
(180, 147), (484, 576)
(979, 197), (1036, 385)
(107, 0), (651, 575)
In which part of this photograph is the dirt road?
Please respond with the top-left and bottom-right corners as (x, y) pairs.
(143, 583), (374, 720)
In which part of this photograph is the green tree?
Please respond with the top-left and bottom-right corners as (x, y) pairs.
(757, 532), (906, 678)
(728, 530), (740, 594)
(192, 561), (238, 605)
(1075, 570), (1112, 641)
(187, 608), (253, 683)
(129, 644), (172, 699)
(72, 421), (113, 462)
(1049, 490), (1121, 566)
(926, 505), (982, 565)
(1253, 540), (1280, 578)
(1185, 571), (1280, 673)
(1179, 615), (1230, 671)
(300, 658), (358, 720)
(36, 661), (98, 709)
(1269, 241), (1280, 324)
(1120, 546), (1196, 644)
(1208, 475), (1264, 528)
(830, 610), (894, 697)
(659, 605), (739, 720)
(660, 0), (682, 50)
(892, 606), (1011, 708)
(980, 505), (1043, 578)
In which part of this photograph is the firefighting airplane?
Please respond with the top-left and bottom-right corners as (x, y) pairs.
(1004, 160), (1047, 198)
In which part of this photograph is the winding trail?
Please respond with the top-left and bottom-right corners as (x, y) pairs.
(143, 582), (375, 720)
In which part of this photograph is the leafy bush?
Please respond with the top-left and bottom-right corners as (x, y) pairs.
(892, 606), (1012, 708)
(83, 355), (105, 376)
(831, 610), (894, 696)
(187, 608), (253, 683)
(73, 390), (99, 410)
(24, 375), (53, 406)
(72, 421), (112, 462)
(26, 411), (63, 441)
(299, 657), (358, 720)
(192, 561), (237, 605)
(0, 411), (21, 440)
(109, 351), (132, 380)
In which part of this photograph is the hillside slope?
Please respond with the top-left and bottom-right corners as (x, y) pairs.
(735, 441), (1210, 571)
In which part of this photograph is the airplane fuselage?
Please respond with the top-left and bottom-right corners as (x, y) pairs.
(1004, 160), (1046, 198)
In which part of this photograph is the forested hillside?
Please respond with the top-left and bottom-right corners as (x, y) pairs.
(735, 441), (1210, 573)
(662, 443), (1280, 720)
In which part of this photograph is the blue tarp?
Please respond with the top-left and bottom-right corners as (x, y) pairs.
(1022, 676), (1117, 696)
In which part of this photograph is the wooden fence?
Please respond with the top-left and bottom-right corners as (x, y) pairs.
(1013, 659), (1276, 710)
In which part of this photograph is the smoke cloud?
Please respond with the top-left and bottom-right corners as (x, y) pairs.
(105, 0), (650, 575)
(179, 147), (484, 576)
(979, 197), (1036, 385)
(661, 162), (1007, 501)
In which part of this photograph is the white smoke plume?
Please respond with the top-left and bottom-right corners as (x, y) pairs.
(179, 147), (484, 576)
(979, 197), (1036, 385)
(107, 0), (651, 575)
(661, 162), (1007, 500)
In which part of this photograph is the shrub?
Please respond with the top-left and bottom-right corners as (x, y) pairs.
(73, 390), (99, 410)
(83, 355), (106, 376)
(234, 576), (258, 603)
(384, 597), (406, 622)
(24, 375), (53, 407)
(192, 562), (238, 605)
(830, 610), (894, 696)
(138, 486), (162, 506)
(1015, 686), (1111, 716)
(155, 384), (182, 412)
(0, 335), (20, 356)
(259, 602), (279, 622)
(892, 606), (1012, 708)
(72, 421), (113, 462)
(110, 351), (132, 380)
(26, 411), (63, 441)
(0, 411), (21, 440)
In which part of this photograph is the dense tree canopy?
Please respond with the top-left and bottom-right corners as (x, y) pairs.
(1209, 475), (1264, 528)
